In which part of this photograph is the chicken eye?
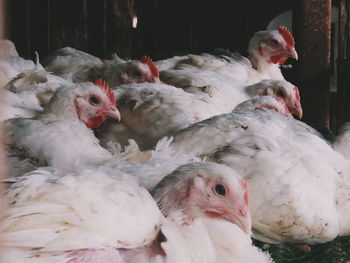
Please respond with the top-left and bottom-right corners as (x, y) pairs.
(270, 39), (279, 47)
(89, 95), (101, 105)
(277, 90), (286, 98)
(131, 70), (142, 78)
(214, 184), (226, 196)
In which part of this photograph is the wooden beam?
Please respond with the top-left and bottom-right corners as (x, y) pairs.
(105, 0), (134, 58)
(337, 0), (348, 131)
(293, 0), (332, 133)
(342, 0), (350, 124)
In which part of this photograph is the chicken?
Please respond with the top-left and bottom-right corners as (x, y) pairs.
(0, 162), (272, 263)
(233, 95), (291, 116)
(160, 68), (301, 117)
(171, 96), (295, 157)
(154, 28), (299, 124)
(0, 40), (36, 87)
(0, 55), (37, 84)
(96, 79), (302, 150)
(0, 166), (162, 263)
(158, 26), (298, 86)
(96, 82), (219, 150)
(0, 64), (72, 120)
(0, 39), (19, 59)
(5, 80), (121, 176)
(0, 39), (19, 85)
(43, 47), (160, 86)
(172, 104), (350, 244)
(0, 41), (82, 121)
(5, 77), (193, 188)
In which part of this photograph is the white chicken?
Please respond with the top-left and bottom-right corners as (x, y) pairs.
(4, 80), (121, 177)
(153, 27), (299, 127)
(0, 54), (37, 84)
(0, 39), (18, 59)
(4, 78), (194, 188)
(96, 79), (302, 150)
(0, 39), (20, 85)
(43, 47), (160, 86)
(0, 162), (272, 263)
(0, 64), (73, 121)
(171, 104), (350, 244)
(158, 26), (298, 86)
(96, 82), (219, 150)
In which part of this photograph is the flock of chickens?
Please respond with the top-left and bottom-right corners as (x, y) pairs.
(0, 25), (348, 262)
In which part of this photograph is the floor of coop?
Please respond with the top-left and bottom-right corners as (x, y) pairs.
(255, 236), (350, 263)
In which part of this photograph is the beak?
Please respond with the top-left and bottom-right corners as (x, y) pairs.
(224, 210), (252, 235)
(288, 101), (303, 119)
(287, 46), (298, 60)
(205, 208), (252, 235)
(105, 106), (121, 121)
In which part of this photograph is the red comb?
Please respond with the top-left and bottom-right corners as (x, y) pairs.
(94, 79), (116, 105)
(141, 55), (159, 78)
(278, 26), (295, 47)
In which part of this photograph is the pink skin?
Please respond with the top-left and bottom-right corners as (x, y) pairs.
(121, 66), (158, 84)
(269, 45), (298, 64)
(64, 173), (251, 262)
(257, 96), (292, 116)
(258, 30), (298, 65)
(260, 85), (303, 119)
(195, 176), (252, 234)
(286, 87), (303, 119)
(75, 93), (121, 129)
(120, 58), (160, 84)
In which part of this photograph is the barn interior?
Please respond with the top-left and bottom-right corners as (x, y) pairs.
(2, 0), (350, 262)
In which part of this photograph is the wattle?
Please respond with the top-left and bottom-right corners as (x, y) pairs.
(270, 56), (288, 64)
(86, 115), (106, 129)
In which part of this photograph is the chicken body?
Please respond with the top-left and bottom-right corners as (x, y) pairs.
(158, 27), (298, 95)
(1, 65), (73, 121)
(97, 80), (301, 150)
(97, 82), (220, 150)
(43, 47), (160, 87)
(5, 79), (195, 189)
(172, 108), (350, 244)
(5, 81), (120, 177)
(0, 162), (271, 263)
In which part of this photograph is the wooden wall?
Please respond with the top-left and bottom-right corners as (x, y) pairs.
(5, 0), (134, 60)
(5, 0), (292, 61)
(135, 0), (293, 60)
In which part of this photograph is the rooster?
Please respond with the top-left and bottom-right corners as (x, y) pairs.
(0, 162), (272, 263)
(5, 79), (121, 177)
(43, 47), (160, 86)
